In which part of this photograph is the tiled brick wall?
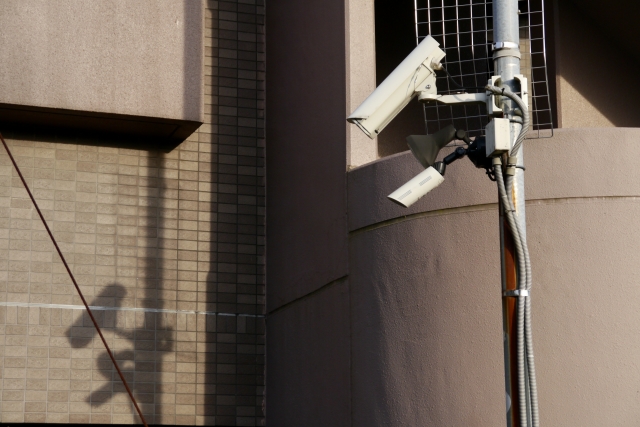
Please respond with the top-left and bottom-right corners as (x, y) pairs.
(0, 0), (265, 425)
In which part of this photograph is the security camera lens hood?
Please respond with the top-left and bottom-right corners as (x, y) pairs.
(406, 124), (457, 168)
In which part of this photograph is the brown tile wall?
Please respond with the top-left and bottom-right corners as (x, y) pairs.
(0, 0), (265, 425)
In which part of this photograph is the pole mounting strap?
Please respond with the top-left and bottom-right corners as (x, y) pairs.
(493, 41), (519, 50)
(503, 289), (530, 297)
(493, 48), (521, 60)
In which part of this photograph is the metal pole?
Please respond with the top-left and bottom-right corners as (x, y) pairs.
(500, 216), (520, 427)
(492, 1), (525, 426)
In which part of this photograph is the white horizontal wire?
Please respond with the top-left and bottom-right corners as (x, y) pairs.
(0, 301), (265, 318)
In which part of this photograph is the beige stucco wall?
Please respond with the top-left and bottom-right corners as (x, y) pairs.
(347, 128), (640, 425)
(0, 0), (205, 146)
(0, 0), (203, 122)
(346, 0), (378, 168)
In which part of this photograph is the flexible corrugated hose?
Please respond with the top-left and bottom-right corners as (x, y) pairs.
(486, 84), (540, 427)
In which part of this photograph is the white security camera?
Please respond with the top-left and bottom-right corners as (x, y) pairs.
(347, 35), (445, 138)
(387, 166), (444, 207)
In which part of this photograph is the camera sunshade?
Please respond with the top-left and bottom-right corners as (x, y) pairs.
(406, 124), (457, 169)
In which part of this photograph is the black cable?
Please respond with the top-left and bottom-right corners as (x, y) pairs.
(438, 65), (486, 92)
(440, 66), (464, 89)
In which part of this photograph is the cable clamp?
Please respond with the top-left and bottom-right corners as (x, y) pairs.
(493, 48), (521, 60)
(503, 289), (529, 298)
(493, 41), (519, 50)
(505, 167), (516, 176)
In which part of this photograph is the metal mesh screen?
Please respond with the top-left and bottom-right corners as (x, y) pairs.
(415, 0), (553, 139)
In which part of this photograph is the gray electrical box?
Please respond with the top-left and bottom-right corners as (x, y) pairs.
(485, 118), (511, 157)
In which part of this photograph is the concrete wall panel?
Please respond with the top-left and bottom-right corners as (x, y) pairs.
(266, 0), (349, 310)
(527, 200), (640, 426)
(350, 210), (505, 426)
(0, 0), (204, 145)
(266, 279), (351, 427)
(349, 196), (640, 426)
(347, 128), (640, 426)
(346, 0), (378, 167)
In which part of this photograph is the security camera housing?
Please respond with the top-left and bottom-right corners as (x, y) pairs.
(347, 35), (445, 139)
(387, 166), (445, 208)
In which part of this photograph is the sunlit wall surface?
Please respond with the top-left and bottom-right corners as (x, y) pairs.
(0, 1), (265, 425)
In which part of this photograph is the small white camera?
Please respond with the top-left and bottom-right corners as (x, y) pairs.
(347, 35), (445, 139)
(387, 166), (445, 207)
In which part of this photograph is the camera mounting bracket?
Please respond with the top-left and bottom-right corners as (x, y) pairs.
(416, 74), (531, 119)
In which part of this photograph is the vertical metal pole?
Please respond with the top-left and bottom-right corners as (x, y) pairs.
(493, 1), (525, 426)
(500, 214), (519, 427)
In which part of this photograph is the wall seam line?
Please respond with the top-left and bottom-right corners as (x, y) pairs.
(267, 275), (348, 317)
(349, 195), (640, 235)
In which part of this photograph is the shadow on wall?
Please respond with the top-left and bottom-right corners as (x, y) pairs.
(61, 146), (175, 422)
(65, 284), (175, 408)
(557, 0), (640, 128)
(67, 0), (202, 417)
(375, 0), (426, 157)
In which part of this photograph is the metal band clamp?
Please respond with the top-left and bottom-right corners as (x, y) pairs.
(493, 48), (521, 59)
(503, 289), (530, 297)
(493, 41), (519, 50)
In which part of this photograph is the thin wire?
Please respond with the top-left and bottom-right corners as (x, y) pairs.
(454, 0), (468, 132)
(0, 132), (149, 427)
(538, 0), (554, 135)
(417, 0), (430, 134)
(415, 0), (420, 49)
(434, 0), (443, 131)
